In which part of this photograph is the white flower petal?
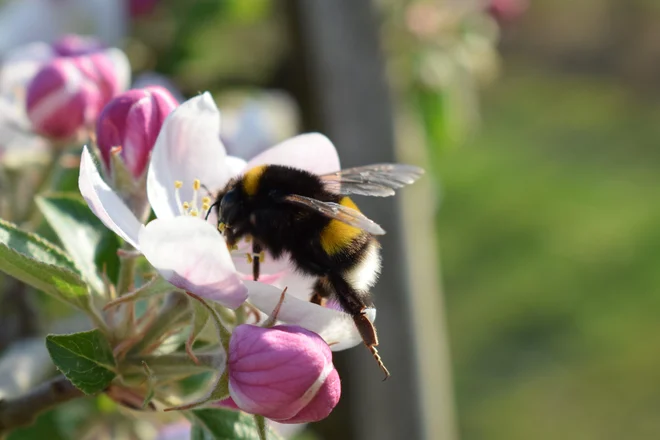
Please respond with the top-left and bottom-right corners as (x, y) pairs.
(0, 41), (54, 99)
(225, 155), (247, 179)
(104, 47), (131, 93)
(245, 281), (375, 351)
(139, 216), (248, 309)
(79, 146), (140, 248)
(231, 252), (315, 299)
(147, 93), (231, 219)
(245, 133), (340, 175)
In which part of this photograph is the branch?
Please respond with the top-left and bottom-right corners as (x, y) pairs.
(0, 376), (84, 435)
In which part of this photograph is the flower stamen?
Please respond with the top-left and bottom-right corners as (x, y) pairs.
(174, 180), (184, 215)
(174, 178), (208, 218)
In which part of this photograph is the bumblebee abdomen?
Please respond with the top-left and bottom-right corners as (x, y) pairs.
(319, 197), (365, 255)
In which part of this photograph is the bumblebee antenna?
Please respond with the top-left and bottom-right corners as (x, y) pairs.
(205, 200), (220, 221)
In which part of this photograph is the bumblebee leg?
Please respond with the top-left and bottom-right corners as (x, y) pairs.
(252, 242), (262, 281)
(224, 228), (237, 250)
(310, 278), (332, 305)
(328, 274), (390, 380)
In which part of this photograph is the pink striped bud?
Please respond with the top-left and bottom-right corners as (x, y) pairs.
(26, 49), (130, 141)
(26, 57), (102, 140)
(52, 34), (104, 57)
(226, 324), (341, 424)
(96, 87), (178, 178)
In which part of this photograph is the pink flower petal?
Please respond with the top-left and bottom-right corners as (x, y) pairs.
(245, 281), (375, 351)
(147, 93), (232, 219)
(138, 216), (247, 309)
(228, 324), (339, 422)
(245, 133), (340, 175)
(78, 146), (140, 248)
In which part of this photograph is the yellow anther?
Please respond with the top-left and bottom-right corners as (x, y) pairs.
(202, 203), (210, 211)
(246, 254), (253, 264)
(244, 236), (252, 243)
(202, 196), (211, 204)
(190, 209), (199, 217)
(230, 244), (239, 251)
(174, 180), (183, 189)
(193, 179), (201, 191)
(182, 202), (190, 211)
(218, 223), (226, 232)
(259, 251), (265, 262)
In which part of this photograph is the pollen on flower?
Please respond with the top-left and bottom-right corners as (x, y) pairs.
(174, 178), (208, 217)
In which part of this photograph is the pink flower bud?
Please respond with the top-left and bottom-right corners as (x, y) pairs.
(53, 34), (104, 57)
(26, 49), (130, 141)
(26, 57), (103, 140)
(130, 0), (159, 17)
(96, 87), (178, 178)
(487, 0), (528, 23)
(226, 324), (341, 424)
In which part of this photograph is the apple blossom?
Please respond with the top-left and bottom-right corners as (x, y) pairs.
(52, 34), (104, 57)
(96, 86), (178, 178)
(26, 49), (130, 140)
(80, 92), (377, 350)
(225, 324), (340, 424)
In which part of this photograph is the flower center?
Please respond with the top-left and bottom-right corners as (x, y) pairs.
(174, 179), (211, 217)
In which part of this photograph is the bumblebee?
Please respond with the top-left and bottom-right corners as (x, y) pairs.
(210, 163), (423, 379)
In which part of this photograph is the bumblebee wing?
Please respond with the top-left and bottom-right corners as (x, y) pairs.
(320, 164), (424, 197)
(284, 194), (386, 235)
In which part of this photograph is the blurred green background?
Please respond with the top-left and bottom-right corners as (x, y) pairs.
(436, 1), (660, 439)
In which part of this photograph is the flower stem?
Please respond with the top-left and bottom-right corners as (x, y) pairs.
(115, 252), (137, 296)
(255, 415), (267, 440)
(0, 376), (83, 436)
(21, 147), (67, 229)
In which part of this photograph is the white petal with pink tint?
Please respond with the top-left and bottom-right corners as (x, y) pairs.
(0, 41), (53, 100)
(225, 155), (247, 179)
(79, 146), (140, 248)
(230, 248), (315, 299)
(138, 216), (247, 309)
(246, 133), (340, 175)
(245, 281), (375, 351)
(147, 93), (231, 219)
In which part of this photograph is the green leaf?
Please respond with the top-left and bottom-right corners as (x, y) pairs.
(189, 408), (281, 440)
(46, 329), (116, 394)
(37, 194), (120, 295)
(186, 299), (210, 361)
(0, 218), (90, 309)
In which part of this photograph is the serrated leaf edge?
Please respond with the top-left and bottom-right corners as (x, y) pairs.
(0, 217), (81, 274)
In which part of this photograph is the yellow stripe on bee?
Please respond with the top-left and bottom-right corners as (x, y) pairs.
(242, 165), (267, 196)
(320, 197), (363, 255)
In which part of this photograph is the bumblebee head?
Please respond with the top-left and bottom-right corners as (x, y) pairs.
(218, 186), (244, 229)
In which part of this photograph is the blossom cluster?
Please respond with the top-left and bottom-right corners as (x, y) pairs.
(0, 34), (376, 429)
(79, 92), (371, 424)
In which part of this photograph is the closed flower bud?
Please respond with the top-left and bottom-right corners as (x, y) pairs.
(26, 49), (130, 141)
(96, 87), (178, 178)
(52, 34), (104, 57)
(26, 57), (102, 140)
(227, 324), (341, 424)
(130, 0), (159, 17)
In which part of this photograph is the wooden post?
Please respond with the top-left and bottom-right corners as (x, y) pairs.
(286, 1), (457, 439)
